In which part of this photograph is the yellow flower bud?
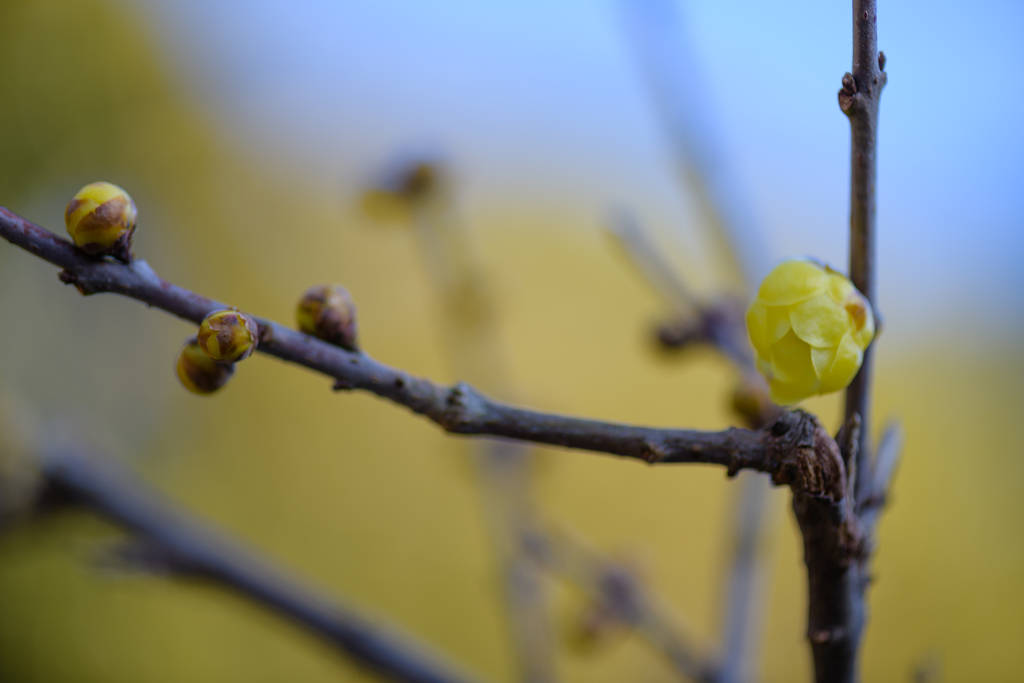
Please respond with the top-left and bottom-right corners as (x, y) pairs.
(296, 284), (359, 351)
(175, 339), (234, 395)
(746, 259), (874, 406)
(197, 310), (259, 363)
(64, 182), (137, 261)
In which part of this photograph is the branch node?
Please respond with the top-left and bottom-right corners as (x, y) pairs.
(440, 381), (487, 432)
(838, 72), (858, 114)
(766, 411), (845, 501)
(57, 269), (93, 296)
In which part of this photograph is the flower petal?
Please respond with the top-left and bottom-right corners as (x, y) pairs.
(791, 293), (849, 348)
(769, 377), (820, 406)
(756, 260), (828, 306)
(770, 330), (816, 384)
(825, 268), (854, 304)
(820, 331), (863, 393)
(746, 301), (769, 357)
(811, 345), (838, 380)
(766, 305), (792, 344)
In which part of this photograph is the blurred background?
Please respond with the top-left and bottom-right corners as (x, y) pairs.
(0, 0), (1022, 681)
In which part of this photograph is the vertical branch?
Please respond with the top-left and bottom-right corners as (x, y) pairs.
(840, 0), (886, 504)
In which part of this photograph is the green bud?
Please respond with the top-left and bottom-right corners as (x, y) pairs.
(64, 182), (137, 261)
(197, 309), (259, 363)
(175, 339), (234, 395)
(296, 284), (358, 351)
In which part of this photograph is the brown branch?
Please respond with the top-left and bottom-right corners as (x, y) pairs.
(798, 2), (888, 682)
(840, 0), (887, 505)
(0, 206), (838, 488)
(33, 447), (486, 683)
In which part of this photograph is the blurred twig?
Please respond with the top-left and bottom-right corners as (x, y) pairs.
(9, 444), (486, 683)
(524, 525), (720, 683)
(616, 2), (779, 678)
(389, 161), (727, 682)
(618, 0), (767, 293)
(399, 164), (557, 683)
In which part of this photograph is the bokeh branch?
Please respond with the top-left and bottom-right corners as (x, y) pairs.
(13, 446), (486, 683)
(396, 165), (557, 683)
(616, 3), (780, 678)
(389, 162), (722, 682)
(524, 526), (720, 683)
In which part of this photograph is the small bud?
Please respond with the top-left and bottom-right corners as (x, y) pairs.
(197, 309), (259, 363)
(746, 259), (875, 406)
(64, 182), (137, 261)
(296, 284), (358, 350)
(360, 161), (441, 225)
(175, 339), (234, 395)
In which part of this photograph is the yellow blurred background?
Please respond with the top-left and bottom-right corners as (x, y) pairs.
(1, 0), (1022, 681)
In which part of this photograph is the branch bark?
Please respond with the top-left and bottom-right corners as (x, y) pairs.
(0, 206), (836, 490)
(808, 2), (888, 681)
(36, 448), (485, 683)
(840, 0), (886, 505)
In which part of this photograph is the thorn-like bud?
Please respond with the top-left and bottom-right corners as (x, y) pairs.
(878, 51), (887, 71)
(296, 284), (359, 351)
(197, 309), (259, 363)
(175, 339), (234, 395)
(838, 72), (859, 113)
(64, 182), (137, 262)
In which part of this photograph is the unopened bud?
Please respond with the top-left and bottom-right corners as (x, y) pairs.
(64, 182), (137, 261)
(175, 339), (234, 395)
(296, 284), (358, 351)
(197, 309), (259, 363)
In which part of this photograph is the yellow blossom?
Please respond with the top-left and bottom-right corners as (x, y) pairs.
(746, 259), (874, 405)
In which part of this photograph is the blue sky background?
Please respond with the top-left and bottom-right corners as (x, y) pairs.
(134, 0), (1024, 346)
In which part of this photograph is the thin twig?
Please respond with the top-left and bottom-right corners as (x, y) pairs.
(35, 448), (486, 683)
(859, 420), (903, 535)
(617, 0), (768, 291)
(0, 206), (833, 483)
(407, 170), (723, 682)
(840, 0), (887, 506)
(403, 170), (557, 683)
(607, 208), (700, 317)
(616, 4), (778, 678)
(523, 525), (720, 683)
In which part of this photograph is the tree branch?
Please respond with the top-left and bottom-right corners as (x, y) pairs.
(840, 0), (886, 504)
(0, 206), (836, 488)
(34, 447), (485, 683)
